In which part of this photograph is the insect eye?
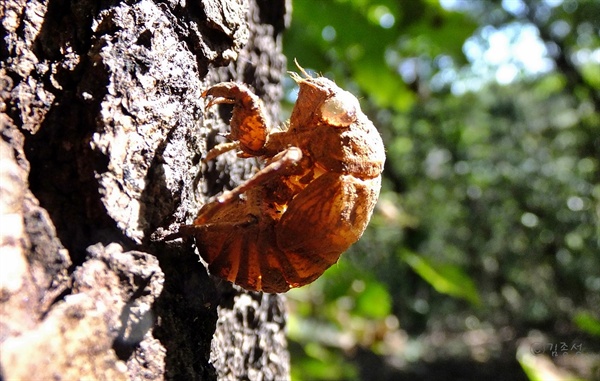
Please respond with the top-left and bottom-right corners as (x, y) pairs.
(320, 91), (359, 127)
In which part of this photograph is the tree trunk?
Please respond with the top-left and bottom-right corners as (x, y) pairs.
(0, 0), (290, 379)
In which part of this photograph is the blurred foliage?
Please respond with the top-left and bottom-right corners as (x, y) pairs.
(400, 250), (481, 306)
(283, 0), (599, 380)
(285, 0), (477, 111)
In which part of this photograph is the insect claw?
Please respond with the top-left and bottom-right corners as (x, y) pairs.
(205, 96), (235, 109)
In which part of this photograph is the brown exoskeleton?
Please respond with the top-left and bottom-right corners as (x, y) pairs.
(179, 65), (385, 293)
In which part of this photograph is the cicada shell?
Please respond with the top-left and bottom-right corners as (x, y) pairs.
(179, 64), (385, 293)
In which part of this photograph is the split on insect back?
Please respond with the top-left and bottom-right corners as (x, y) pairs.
(176, 61), (386, 293)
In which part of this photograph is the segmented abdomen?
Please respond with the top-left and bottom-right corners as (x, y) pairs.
(193, 217), (334, 293)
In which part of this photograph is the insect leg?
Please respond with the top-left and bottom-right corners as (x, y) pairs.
(203, 141), (239, 162)
(194, 147), (304, 224)
(203, 82), (269, 156)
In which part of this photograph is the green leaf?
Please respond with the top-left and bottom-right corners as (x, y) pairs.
(400, 250), (481, 306)
(573, 311), (600, 337)
(355, 281), (392, 318)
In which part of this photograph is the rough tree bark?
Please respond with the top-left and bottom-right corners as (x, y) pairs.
(1, 0), (290, 379)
